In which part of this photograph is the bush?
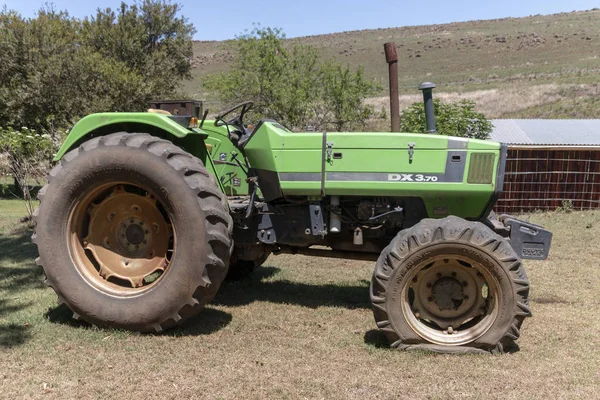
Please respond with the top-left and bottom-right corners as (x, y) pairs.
(399, 99), (493, 139)
(0, 128), (54, 222)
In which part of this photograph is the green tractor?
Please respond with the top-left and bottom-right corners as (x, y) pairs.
(33, 94), (552, 353)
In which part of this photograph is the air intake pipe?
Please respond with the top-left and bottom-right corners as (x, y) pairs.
(418, 82), (437, 134)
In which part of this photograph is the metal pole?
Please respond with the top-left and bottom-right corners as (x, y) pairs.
(418, 82), (437, 134)
(384, 42), (400, 132)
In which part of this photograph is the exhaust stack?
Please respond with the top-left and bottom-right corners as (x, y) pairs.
(384, 42), (400, 132)
(418, 82), (437, 134)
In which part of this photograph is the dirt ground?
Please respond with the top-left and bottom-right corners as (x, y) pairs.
(0, 200), (598, 399)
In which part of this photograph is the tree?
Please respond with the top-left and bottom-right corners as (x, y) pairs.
(0, 8), (146, 135)
(399, 99), (493, 139)
(203, 27), (380, 131)
(313, 63), (379, 131)
(82, 0), (195, 98)
(0, 1), (194, 207)
(0, 1), (195, 135)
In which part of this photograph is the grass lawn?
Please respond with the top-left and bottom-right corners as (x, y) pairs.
(0, 199), (598, 399)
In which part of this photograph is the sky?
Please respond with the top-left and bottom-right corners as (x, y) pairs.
(2, 0), (599, 41)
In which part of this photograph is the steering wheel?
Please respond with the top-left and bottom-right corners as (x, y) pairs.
(214, 101), (254, 128)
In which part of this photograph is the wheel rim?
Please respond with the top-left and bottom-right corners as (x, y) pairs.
(400, 254), (500, 346)
(68, 183), (174, 295)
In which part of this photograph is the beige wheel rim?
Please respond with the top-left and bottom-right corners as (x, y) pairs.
(68, 183), (174, 295)
(400, 254), (500, 346)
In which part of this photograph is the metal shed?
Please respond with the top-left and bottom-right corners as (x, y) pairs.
(489, 119), (600, 213)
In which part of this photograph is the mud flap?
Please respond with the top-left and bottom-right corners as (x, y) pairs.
(501, 216), (553, 260)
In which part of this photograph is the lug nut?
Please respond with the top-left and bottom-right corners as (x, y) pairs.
(451, 272), (457, 277)
(427, 296), (434, 302)
(462, 281), (468, 287)
(436, 273), (442, 278)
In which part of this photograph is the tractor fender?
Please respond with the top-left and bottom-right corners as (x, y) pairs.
(52, 112), (227, 195)
(54, 112), (204, 161)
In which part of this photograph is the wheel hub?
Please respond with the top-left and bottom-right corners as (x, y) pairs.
(125, 223), (145, 245)
(431, 277), (465, 310)
(117, 217), (150, 251)
(408, 257), (490, 333)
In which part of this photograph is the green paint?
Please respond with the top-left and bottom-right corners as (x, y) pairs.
(57, 112), (502, 220)
(55, 112), (231, 195)
(54, 112), (194, 161)
(244, 121), (501, 219)
(202, 122), (250, 196)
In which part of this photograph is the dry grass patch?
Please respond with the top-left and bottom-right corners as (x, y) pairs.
(366, 83), (600, 119)
(0, 199), (599, 399)
(187, 9), (600, 102)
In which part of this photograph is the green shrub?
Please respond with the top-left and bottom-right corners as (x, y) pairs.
(399, 99), (493, 139)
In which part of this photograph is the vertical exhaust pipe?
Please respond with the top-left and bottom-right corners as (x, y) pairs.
(384, 42), (400, 132)
(418, 82), (437, 134)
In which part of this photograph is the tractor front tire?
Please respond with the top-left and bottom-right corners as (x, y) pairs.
(370, 216), (531, 353)
(33, 133), (233, 332)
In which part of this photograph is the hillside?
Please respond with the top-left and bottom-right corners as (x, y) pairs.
(184, 9), (600, 118)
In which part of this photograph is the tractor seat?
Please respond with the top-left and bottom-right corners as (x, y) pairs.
(147, 108), (172, 115)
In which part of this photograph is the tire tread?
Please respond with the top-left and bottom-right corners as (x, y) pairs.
(33, 132), (233, 332)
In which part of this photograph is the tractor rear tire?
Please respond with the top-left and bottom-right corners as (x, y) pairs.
(33, 133), (233, 332)
(370, 216), (531, 353)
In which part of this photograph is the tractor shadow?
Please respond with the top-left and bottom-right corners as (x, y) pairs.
(214, 266), (371, 310)
(363, 329), (390, 349)
(45, 304), (233, 337)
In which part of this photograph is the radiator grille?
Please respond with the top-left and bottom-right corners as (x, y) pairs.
(467, 153), (495, 184)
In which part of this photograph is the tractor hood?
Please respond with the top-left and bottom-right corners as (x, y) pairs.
(243, 121), (504, 220)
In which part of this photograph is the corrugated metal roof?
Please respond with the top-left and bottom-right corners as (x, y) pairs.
(489, 119), (600, 146)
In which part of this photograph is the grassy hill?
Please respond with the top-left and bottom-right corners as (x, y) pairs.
(184, 9), (600, 119)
